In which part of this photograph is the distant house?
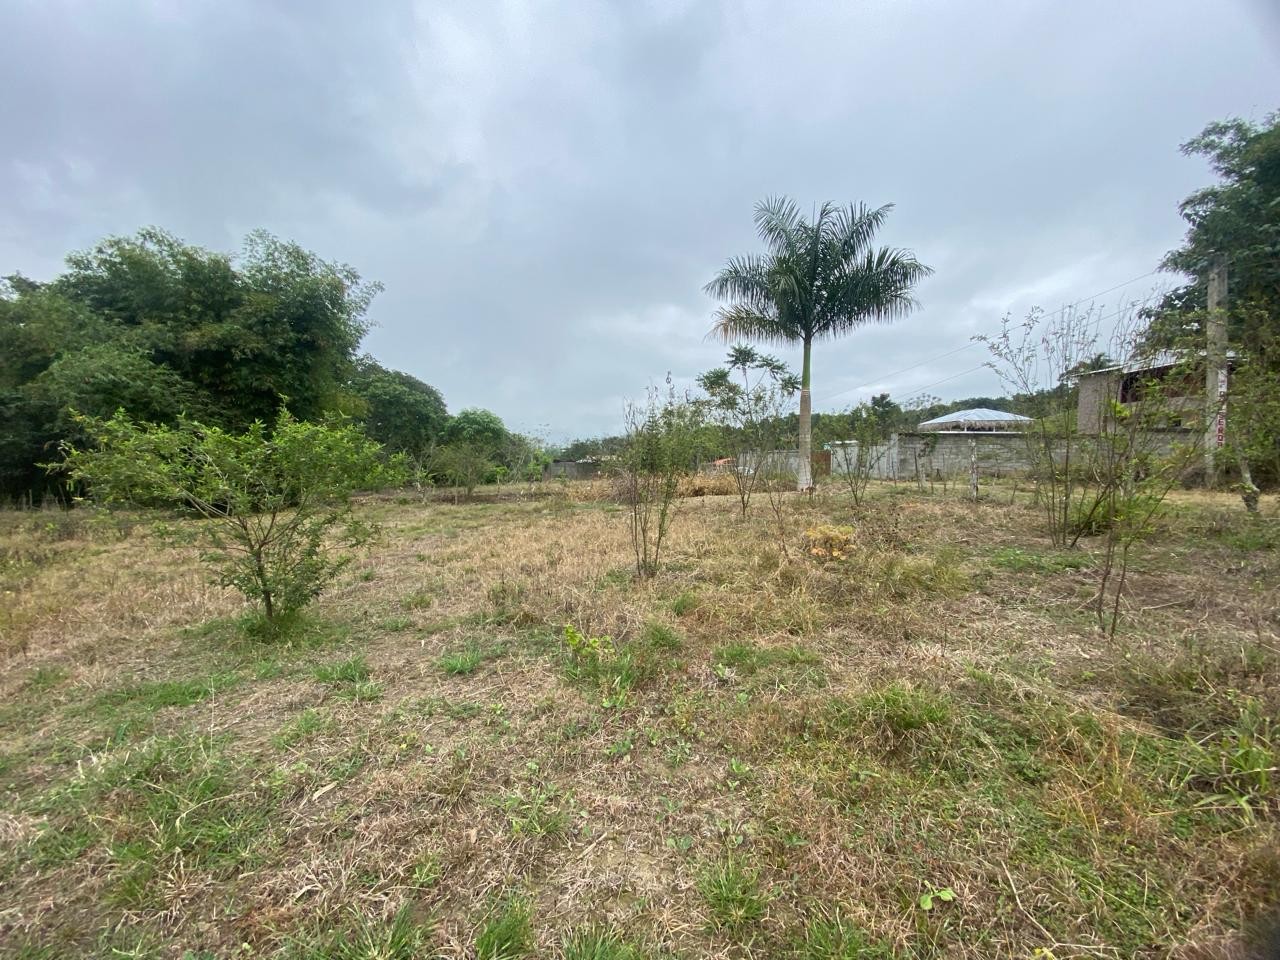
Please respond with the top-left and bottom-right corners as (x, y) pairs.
(1075, 355), (1222, 435)
(917, 408), (1033, 432)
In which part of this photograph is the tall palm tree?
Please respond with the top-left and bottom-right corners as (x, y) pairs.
(705, 197), (932, 489)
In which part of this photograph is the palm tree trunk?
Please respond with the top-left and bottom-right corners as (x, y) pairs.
(796, 336), (813, 491)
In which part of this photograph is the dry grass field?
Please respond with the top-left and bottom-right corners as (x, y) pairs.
(1, 483), (1278, 959)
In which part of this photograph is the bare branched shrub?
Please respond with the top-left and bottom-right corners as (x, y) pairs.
(697, 345), (799, 518)
(620, 377), (705, 578)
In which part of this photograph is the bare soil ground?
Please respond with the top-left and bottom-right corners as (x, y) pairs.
(1, 483), (1278, 959)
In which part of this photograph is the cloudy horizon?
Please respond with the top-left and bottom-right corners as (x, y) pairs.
(4, 0), (1278, 441)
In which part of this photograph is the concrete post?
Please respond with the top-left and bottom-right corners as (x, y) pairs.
(1204, 259), (1228, 484)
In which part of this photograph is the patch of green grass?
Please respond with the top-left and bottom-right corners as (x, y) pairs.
(26, 665), (69, 693)
(188, 610), (346, 649)
(858, 682), (951, 733)
(403, 589), (436, 610)
(641, 621), (682, 651)
(713, 640), (820, 676)
(410, 853), (443, 889)
(30, 732), (276, 909)
(475, 899), (533, 960)
(989, 546), (1091, 574)
(797, 912), (892, 959)
(698, 857), (768, 933)
(286, 907), (434, 960)
(440, 646), (485, 676)
(440, 639), (506, 677)
(93, 673), (240, 713)
(273, 708), (334, 749)
(671, 590), (699, 616)
(28, 823), (97, 868)
(562, 926), (647, 960)
(314, 655), (370, 685)
(562, 625), (657, 708)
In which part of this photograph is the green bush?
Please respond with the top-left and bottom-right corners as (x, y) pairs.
(61, 409), (401, 624)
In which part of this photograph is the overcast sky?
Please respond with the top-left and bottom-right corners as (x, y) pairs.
(3, 1), (1278, 440)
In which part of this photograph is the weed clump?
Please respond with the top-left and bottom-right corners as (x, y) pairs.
(561, 624), (664, 708)
(698, 857), (769, 932)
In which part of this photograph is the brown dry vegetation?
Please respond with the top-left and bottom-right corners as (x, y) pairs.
(1, 484), (1279, 959)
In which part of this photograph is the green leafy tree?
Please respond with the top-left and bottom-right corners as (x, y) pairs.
(1150, 112), (1280, 500)
(1, 230), (385, 501)
(444, 408), (509, 451)
(1153, 114), (1280, 346)
(705, 196), (932, 490)
(56, 228), (379, 428)
(348, 356), (448, 457)
(61, 410), (400, 625)
(430, 442), (495, 503)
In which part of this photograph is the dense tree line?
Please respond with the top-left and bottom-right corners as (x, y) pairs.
(0, 229), (535, 501)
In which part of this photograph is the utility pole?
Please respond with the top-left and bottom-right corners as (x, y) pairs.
(1204, 258), (1228, 485)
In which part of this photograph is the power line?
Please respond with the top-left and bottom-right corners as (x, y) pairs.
(1061, 269), (1161, 310)
(814, 284), (1167, 408)
(898, 363), (992, 399)
(815, 341), (980, 404)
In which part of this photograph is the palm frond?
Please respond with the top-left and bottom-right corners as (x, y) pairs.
(831, 203), (893, 255)
(752, 196), (803, 255)
(708, 304), (802, 346)
(703, 254), (770, 304)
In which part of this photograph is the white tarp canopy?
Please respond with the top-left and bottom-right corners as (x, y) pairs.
(917, 407), (1032, 431)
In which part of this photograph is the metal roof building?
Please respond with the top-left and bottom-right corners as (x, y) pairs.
(917, 408), (1033, 432)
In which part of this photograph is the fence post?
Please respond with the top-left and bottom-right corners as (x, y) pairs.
(969, 437), (979, 502)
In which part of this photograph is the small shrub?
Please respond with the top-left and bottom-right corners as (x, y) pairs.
(698, 857), (768, 932)
(475, 900), (533, 960)
(61, 409), (400, 624)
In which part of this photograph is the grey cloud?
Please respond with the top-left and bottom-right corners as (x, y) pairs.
(3, 0), (1277, 440)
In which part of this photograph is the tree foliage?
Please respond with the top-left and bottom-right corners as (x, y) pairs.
(61, 410), (400, 624)
(348, 356), (448, 457)
(1151, 112), (1280, 494)
(0, 229), (449, 502)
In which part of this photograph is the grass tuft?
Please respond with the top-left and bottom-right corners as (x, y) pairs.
(475, 900), (533, 960)
(698, 857), (768, 933)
